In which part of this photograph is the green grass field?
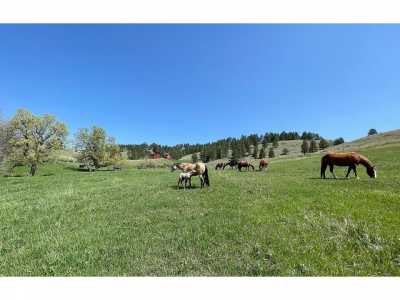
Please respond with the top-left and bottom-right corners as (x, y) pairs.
(1, 144), (400, 276)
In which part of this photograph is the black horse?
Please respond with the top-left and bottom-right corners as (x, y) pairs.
(223, 159), (238, 170)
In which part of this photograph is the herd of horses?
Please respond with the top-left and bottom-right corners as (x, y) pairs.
(171, 152), (377, 189)
(214, 159), (269, 171)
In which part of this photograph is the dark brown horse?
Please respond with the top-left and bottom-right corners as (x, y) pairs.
(238, 160), (255, 172)
(259, 159), (269, 171)
(321, 152), (376, 179)
(223, 159), (238, 170)
(215, 162), (224, 170)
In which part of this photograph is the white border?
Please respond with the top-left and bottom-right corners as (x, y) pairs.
(1, 277), (400, 300)
(0, 0), (400, 23)
(1, 0), (400, 299)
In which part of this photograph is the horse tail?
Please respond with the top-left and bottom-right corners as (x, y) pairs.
(204, 165), (210, 186)
(250, 164), (255, 171)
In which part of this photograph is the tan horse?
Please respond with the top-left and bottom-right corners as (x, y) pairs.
(171, 162), (210, 187)
(177, 171), (196, 189)
(259, 159), (269, 171)
(321, 152), (376, 179)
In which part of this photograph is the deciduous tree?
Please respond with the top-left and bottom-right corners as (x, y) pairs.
(5, 109), (67, 176)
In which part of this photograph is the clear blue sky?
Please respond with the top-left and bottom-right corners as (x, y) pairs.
(1, 24), (399, 145)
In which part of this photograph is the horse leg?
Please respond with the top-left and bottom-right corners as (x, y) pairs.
(178, 178), (182, 189)
(329, 164), (336, 179)
(353, 166), (359, 179)
(346, 166), (352, 179)
(321, 160), (327, 179)
(199, 175), (204, 188)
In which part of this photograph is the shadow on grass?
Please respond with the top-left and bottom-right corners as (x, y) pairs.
(308, 177), (352, 180)
(64, 165), (121, 172)
(3, 174), (28, 178)
(3, 173), (55, 178)
(168, 185), (201, 190)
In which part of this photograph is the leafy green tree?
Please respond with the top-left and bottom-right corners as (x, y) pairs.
(301, 140), (309, 155)
(75, 126), (120, 170)
(258, 147), (266, 159)
(309, 140), (319, 153)
(319, 138), (330, 149)
(268, 148), (275, 158)
(0, 113), (7, 163)
(368, 128), (378, 136)
(4, 109), (68, 176)
(333, 137), (345, 146)
(281, 148), (289, 155)
(191, 153), (198, 163)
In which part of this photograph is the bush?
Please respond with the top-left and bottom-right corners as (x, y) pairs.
(319, 138), (330, 149)
(333, 137), (345, 146)
(281, 148), (289, 155)
(368, 129), (378, 136)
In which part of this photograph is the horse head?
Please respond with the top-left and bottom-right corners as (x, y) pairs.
(170, 164), (178, 172)
(367, 165), (377, 178)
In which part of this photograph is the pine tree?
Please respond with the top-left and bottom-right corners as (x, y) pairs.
(252, 145), (258, 158)
(259, 147), (266, 159)
(268, 148), (275, 158)
(216, 148), (222, 159)
(272, 138), (279, 148)
(301, 140), (310, 155)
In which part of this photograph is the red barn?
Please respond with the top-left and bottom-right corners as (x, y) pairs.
(149, 151), (161, 159)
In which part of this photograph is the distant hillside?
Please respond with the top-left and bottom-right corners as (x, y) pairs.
(328, 129), (400, 152)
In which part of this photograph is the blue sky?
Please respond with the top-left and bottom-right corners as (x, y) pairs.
(1, 24), (399, 145)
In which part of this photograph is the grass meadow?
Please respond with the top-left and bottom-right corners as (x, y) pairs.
(1, 144), (400, 275)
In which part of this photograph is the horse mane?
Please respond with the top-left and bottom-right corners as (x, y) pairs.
(359, 154), (374, 169)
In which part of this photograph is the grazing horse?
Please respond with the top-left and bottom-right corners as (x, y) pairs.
(223, 159), (238, 170)
(321, 152), (376, 179)
(171, 162), (210, 188)
(238, 160), (255, 172)
(259, 159), (269, 171)
(177, 171), (196, 189)
(215, 162), (224, 170)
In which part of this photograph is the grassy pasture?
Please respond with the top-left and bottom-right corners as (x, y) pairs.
(0, 144), (400, 275)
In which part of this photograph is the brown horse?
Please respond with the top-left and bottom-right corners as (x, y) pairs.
(238, 160), (255, 172)
(215, 162), (224, 170)
(259, 159), (269, 171)
(321, 152), (376, 179)
(171, 162), (210, 187)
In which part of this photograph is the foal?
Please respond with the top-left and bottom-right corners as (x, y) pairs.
(177, 171), (197, 189)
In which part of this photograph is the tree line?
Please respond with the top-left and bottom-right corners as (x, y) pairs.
(120, 131), (326, 162)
